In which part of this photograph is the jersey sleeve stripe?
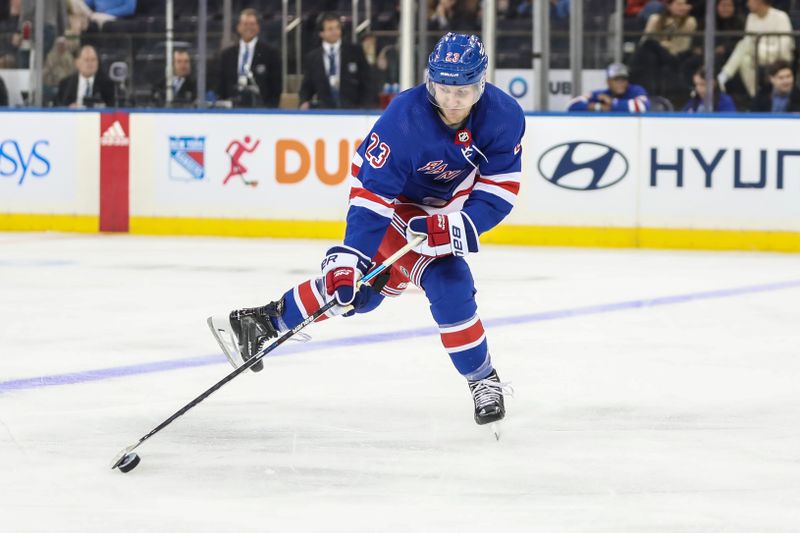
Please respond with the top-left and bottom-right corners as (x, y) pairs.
(478, 171), (521, 184)
(473, 181), (519, 205)
(294, 280), (329, 322)
(475, 176), (520, 195)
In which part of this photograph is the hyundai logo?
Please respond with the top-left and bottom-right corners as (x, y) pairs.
(537, 141), (628, 190)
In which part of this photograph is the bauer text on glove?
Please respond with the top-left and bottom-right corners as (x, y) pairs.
(406, 212), (479, 257)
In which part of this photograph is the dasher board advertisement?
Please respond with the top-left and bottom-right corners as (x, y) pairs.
(0, 112), (96, 214)
(133, 113), (378, 220)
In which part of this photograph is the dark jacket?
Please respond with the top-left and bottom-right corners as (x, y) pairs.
(151, 75), (197, 106)
(299, 42), (371, 109)
(682, 91), (737, 112)
(0, 76), (8, 107)
(750, 84), (800, 112)
(216, 39), (282, 107)
(56, 72), (115, 107)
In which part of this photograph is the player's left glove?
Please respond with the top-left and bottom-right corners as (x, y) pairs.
(321, 245), (372, 307)
(406, 212), (479, 258)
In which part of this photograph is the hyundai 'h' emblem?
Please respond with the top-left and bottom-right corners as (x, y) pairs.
(537, 141), (628, 190)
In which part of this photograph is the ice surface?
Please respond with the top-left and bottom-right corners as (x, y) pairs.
(1, 232), (799, 532)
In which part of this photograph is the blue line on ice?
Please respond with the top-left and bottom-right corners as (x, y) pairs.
(2, 279), (799, 392)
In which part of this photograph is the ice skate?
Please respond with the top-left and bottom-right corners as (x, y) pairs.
(207, 299), (284, 372)
(468, 369), (512, 439)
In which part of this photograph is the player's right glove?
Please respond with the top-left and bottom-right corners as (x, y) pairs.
(406, 212), (479, 258)
(321, 245), (372, 307)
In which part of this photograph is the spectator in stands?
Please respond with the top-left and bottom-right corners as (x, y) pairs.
(76, 0), (136, 29)
(682, 66), (737, 111)
(216, 8), (281, 108)
(679, 0), (746, 103)
(717, 0), (794, 97)
(56, 44), (114, 107)
(750, 59), (800, 111)
(152, 48), (196, 106)
(360, 32), (381, 107)
(0, 74), (8, 106)
(629, 0), (698, 99)
(428, 0), (480, 31)
(376, 41), (400, 86)
(625, 0), (666, 24)
(0, 0), (21, 67)
(299, 12), (371, 110)
(17, 0), (68, 65)
(713, 0), (746, 64)
(567, 62), (651, 112)
(43, 35), (77, 105)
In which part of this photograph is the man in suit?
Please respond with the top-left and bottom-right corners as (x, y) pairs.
(152, 48), (196, 106)
(299, 12), (371, 109)
(56, 44), (114, 107)
(215, 8), (281, 107)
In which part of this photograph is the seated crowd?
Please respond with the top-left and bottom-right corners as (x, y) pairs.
(0, 0), (798, 112)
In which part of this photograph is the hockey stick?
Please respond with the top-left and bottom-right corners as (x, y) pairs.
(111, 235), (425, 471)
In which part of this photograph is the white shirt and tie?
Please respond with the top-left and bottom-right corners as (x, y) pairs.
(76, 75), (95, 106)
(238, 37), (257, 79)
(323, 40), (340, 100)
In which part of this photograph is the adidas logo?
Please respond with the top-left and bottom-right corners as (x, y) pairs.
(101, 120), (130, 147)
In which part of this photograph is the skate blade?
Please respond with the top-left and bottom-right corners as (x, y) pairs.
(207, 315), (244, 369)
(491, 422), (502, 441)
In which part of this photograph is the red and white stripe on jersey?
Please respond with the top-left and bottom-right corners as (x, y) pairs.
(349, 153), (395, 219)
(473, 171), (521, 207)
(439, 314), (486, 354)
(292, 279), (330, 322)
(628, 95), (648, 113)
(393, 167), (479, 218)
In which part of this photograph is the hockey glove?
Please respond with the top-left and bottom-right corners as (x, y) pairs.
(406, 212), (479, 258)
(321, 245), (372, 307)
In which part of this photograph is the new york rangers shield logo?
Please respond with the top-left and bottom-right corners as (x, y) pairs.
(169, 136), (206, 181)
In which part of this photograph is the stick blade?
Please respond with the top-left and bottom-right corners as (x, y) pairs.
(110, 445), (137, 470)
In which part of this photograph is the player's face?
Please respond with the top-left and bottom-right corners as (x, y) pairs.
(429, 82), (480, 124)
(430, 80), (480, 107)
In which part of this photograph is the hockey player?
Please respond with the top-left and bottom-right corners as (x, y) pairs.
(567, 62), (650, 113)
(216, 33), (525, 428)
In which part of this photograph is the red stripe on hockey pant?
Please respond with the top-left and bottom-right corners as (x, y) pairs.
(440, 318), (485, 350)
(297, 280), (328, 322)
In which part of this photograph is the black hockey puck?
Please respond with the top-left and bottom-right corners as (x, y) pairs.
(116, 452), (141, 473)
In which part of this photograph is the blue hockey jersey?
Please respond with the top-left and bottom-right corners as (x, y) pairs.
(567, 84), (650, 113)
(345, 83), (526, 259)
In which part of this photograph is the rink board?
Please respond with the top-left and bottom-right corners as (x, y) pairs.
(1, 110), (799, 251)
